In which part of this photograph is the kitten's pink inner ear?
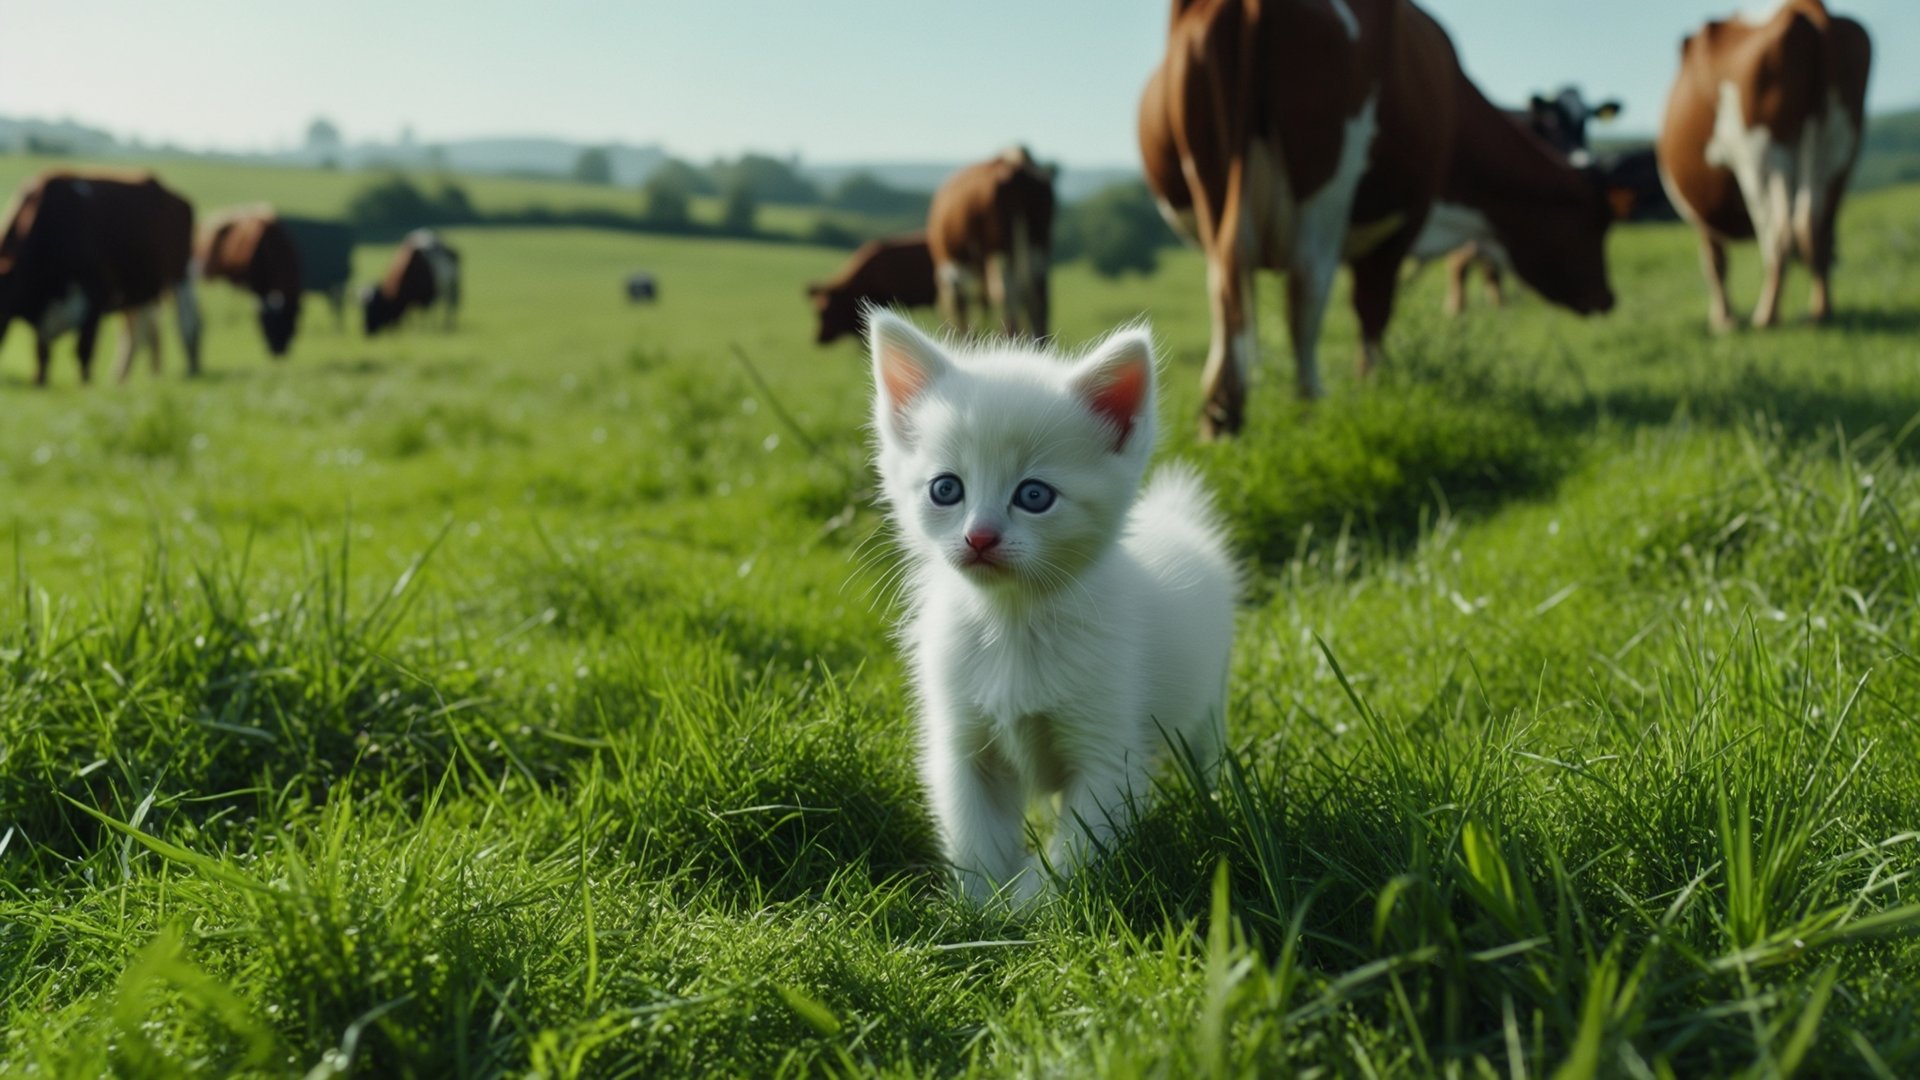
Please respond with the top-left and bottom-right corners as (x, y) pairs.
(1087, 360), (1148, 451)
(880, 344), (933, 412)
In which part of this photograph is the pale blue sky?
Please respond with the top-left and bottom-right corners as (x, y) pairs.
(4, 1), (1914, 166)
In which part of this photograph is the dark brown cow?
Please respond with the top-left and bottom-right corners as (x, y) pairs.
(363, 228), (460, 336)
(1658, 0), (1871, 330)
(0, 170), (202, 385)
(1438, 87), (1622, 316)
(199, 206), (304, 357)
(807, 233), (936, 344)
(1141, 0), (1615, 437)
(926, 147), (1055, 338)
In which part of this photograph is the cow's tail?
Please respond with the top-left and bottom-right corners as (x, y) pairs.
(445, 253), (461, 329)
(1006, 211), (1030, 337)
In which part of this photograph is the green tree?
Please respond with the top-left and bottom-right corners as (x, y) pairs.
(828, 172), (929, 217)
(347, 174), (433, 231)
(712, 153), (818, 205)
(305, 117), (342, 153)
(643, 170), (692, 228)
(721, 181), (758, 235)
(647, 158), (716, 196)
(1056, 182), (1176, 279)
(573, 146), (614, 185)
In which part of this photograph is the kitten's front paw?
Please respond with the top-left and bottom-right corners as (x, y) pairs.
(953, 860), (1050, 913)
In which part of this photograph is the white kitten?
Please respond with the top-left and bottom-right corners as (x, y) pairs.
(867, 312), (1236, 906)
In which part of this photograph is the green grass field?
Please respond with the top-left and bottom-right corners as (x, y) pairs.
(4, 158), (1920, 1076)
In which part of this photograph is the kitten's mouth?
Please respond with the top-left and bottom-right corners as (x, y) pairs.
(959, 553), (1013, 576)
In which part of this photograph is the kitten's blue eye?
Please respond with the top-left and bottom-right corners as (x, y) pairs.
(1013, 480), (1056, 513)
(929, 474), (964, 506)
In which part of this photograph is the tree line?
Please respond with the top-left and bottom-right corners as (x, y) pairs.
(348, 157), (1184, 278)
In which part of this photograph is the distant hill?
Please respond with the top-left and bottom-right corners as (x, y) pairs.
(271, 138), (669, 187)
(1854, 107), (1920, 190)
(805, 162), (1141, 203)
(0, 116), (120, 156)
(5, 106), (1916, 204)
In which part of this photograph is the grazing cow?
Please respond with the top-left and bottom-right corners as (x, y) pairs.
(0, 170), (202, 385)
(926, 146), (1055, 338)
(626, 272), (658, 303)
(1440, 87), (1623, 314)
(1658, 0), (1871, 329)
(1141, 0), (1615, 437)
(362, 229), (460, 335)
(199, 206), (303, 356)
(807, 233), (936, 344)
(279, 216), (356, 327)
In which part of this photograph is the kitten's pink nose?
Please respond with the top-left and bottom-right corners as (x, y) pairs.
(965, 528), (1002, 553)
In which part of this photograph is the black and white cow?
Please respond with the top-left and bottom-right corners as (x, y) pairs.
(363, 228), (460, 335)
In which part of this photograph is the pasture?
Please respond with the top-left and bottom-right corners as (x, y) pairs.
(4, 157), (1920, 1076)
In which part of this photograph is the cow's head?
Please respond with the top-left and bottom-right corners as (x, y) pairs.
(1499, 167), (1617, 317)
(1527, 88), (1623, 166)
(361, 285), (398, 336)
(808, 282), (860, 345)
(259, 291), (298, 356)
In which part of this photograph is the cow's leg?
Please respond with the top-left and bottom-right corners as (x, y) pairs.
(33, 335), (52, 388)
(987, 252), (1019, 338)
(1444, 247), (1472, 317)
(1483, 260), (1505, 308)
(1751, 213), (1791, 330)
(1350, 236), (1413, 380)
(327, 285), (346, 329)
(1697, 233), (1735, 333)
(1807, 195), (1841, 324)
(115, 310), (140, 382)
(1199, 253), (1257, 440)
(76, 314), (102, 384)
(1029, 247), (1051, 339)
(936, 263), (968, 332)
(1284, 260), (1336, 400)
(175, 277), (204, 375)
(143, 306), (164, 374)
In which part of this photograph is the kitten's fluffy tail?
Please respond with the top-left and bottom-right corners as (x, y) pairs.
(1128, 463), (1237, 590)
(1135, 462), (1226, 534)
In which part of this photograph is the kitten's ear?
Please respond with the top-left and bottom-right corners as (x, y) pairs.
(869, 309), (950, 441)
(1070, 327), (1155, 452)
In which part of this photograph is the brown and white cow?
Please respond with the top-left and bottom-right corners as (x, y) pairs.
(926, 147), (1055, 338)
(0, 170), (202, 385)
(363, 228), (460, 335)
(1658, 0), (1871, 330)
(200, 206), (304, 357)
(807, 232), (937, 344)
(1141, 0), (1615, 438)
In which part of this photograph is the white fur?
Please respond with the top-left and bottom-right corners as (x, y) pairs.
(1409, 202), (1505, 265)
(1701, 78), (1857, 322)
(1284, 94), (1378, 398)
(868, 313), (1236, 906)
